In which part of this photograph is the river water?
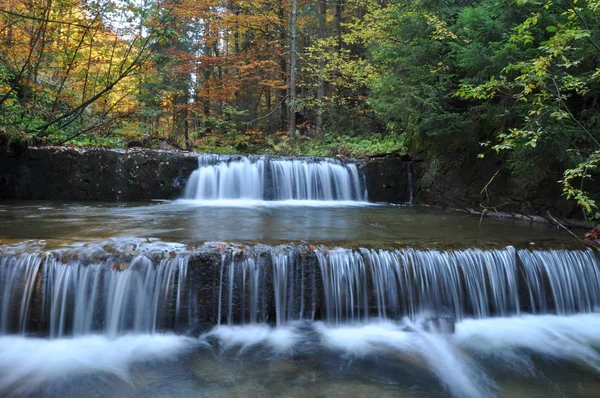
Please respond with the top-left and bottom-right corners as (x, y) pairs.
(0, 200), (574, 247)
(0, 200), (595, 397)
(0, 155), (597, 397)
(3, 316), (600, 397)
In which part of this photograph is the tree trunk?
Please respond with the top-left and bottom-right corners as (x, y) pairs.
(183, 105), (190, 149)
(288, 0), (298, 137)
(278, 0), (287, 132)
(334, 0), (343, 50)
(316, 0), (327, 137)
(203, 21), (212, 133)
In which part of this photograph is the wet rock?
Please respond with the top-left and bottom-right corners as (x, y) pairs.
(364, 155), (414, 204)
(421, 316), (456, 334)
(0, 147), (415, 204)
(415, 151), (595, 219)
(0, 147), (198, 201)
(402, 316), (456, 334)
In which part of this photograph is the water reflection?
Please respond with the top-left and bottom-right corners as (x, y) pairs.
(0, 200), (578, 245)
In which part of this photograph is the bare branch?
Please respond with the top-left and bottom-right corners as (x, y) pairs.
(0, 8), (92, 29)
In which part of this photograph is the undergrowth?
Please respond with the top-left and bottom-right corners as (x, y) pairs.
(193, 131), (407, 157)
(2, 127), (407, 158)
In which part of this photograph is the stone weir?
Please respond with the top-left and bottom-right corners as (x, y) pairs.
(1, 240), (599, 337)
(0, 147), (198, 201)
(0, 147), (413, 203)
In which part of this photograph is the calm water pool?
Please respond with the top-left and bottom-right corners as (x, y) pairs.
(0, 200), (579, 248)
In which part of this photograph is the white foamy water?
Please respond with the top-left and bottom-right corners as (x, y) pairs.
(314, 321), (493, 398)
(177, 199), (375, 208)
(3, 315), (600, 397)
(0, 334), (197, 395)
(454, 314), (600, 371)
(203, 324), (299, 353)
(308, 314), (600, 397)
(183, 155), (368, 202)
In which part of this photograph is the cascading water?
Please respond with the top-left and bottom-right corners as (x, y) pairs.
(316, 247), (600, 323)
(4, 150), (598, 397)
(518, 249), (600, 314)
(3, 241), (600, 397)
(0, 254), (42, 335)
(4, 243), (600, 336)
(182, 154), (367, 201)
(0, 244), (194, 337)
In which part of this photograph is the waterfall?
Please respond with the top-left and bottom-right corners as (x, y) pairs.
(316, 247), (600, 324)
(0, 248), (192, 337)
(215, 246), (316, 326)
(518, 249), (600, 314)
(316, 249), (369, 324)
(183, 155), (367, 201)
(0, 254), (42, 335)
(1, 243), (600, 336)
(318, 248), (521, 324)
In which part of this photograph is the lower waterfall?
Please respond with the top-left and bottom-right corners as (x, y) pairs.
(2, 240), (600, 397)
(2, 242), (600, 335)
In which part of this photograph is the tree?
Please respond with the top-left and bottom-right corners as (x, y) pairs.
(455, 0), (600, 218)
(361, 0), (600, 217)
(288, 0), (298, 136)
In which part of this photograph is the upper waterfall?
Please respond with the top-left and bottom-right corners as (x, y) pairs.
(182, 154), (367, 201)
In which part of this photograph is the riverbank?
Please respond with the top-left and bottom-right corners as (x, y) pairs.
(1, 146), (594, 237)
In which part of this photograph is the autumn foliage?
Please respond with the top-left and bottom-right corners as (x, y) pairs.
(0, 0), (379, 149)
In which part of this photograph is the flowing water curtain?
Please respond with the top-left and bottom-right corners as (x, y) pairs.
(218, 249), (269, 325)
(383, 248), (519, 320)
(317, 248), (511, 323)
(361, 248), (404, 320)
(4, 245), (600, 335)
(271, 246), (318, 325)
(316, 248), (369, 325)
(0, 252), (192, 338)
(219, 247), (316, 326)
(184, 157), (265, 200)
(314, 247), (600, 324)
(183, 155), (367, 201)
(518, 249), (600, 315)
(272, 248), (304, 326)
(269, 159), (365, 200)
(0, 254), (43, 334)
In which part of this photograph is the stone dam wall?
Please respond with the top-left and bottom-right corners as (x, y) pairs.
(0, 147), (414, 203)
(1, 241), (596, 335)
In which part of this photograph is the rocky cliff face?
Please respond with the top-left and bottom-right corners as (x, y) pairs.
(0, 147), (198, 201)
(413, 152), (590, 220)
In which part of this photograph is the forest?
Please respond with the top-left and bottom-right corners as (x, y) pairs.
(0, 0), (600, 217)
(3, 3), (600, 395)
